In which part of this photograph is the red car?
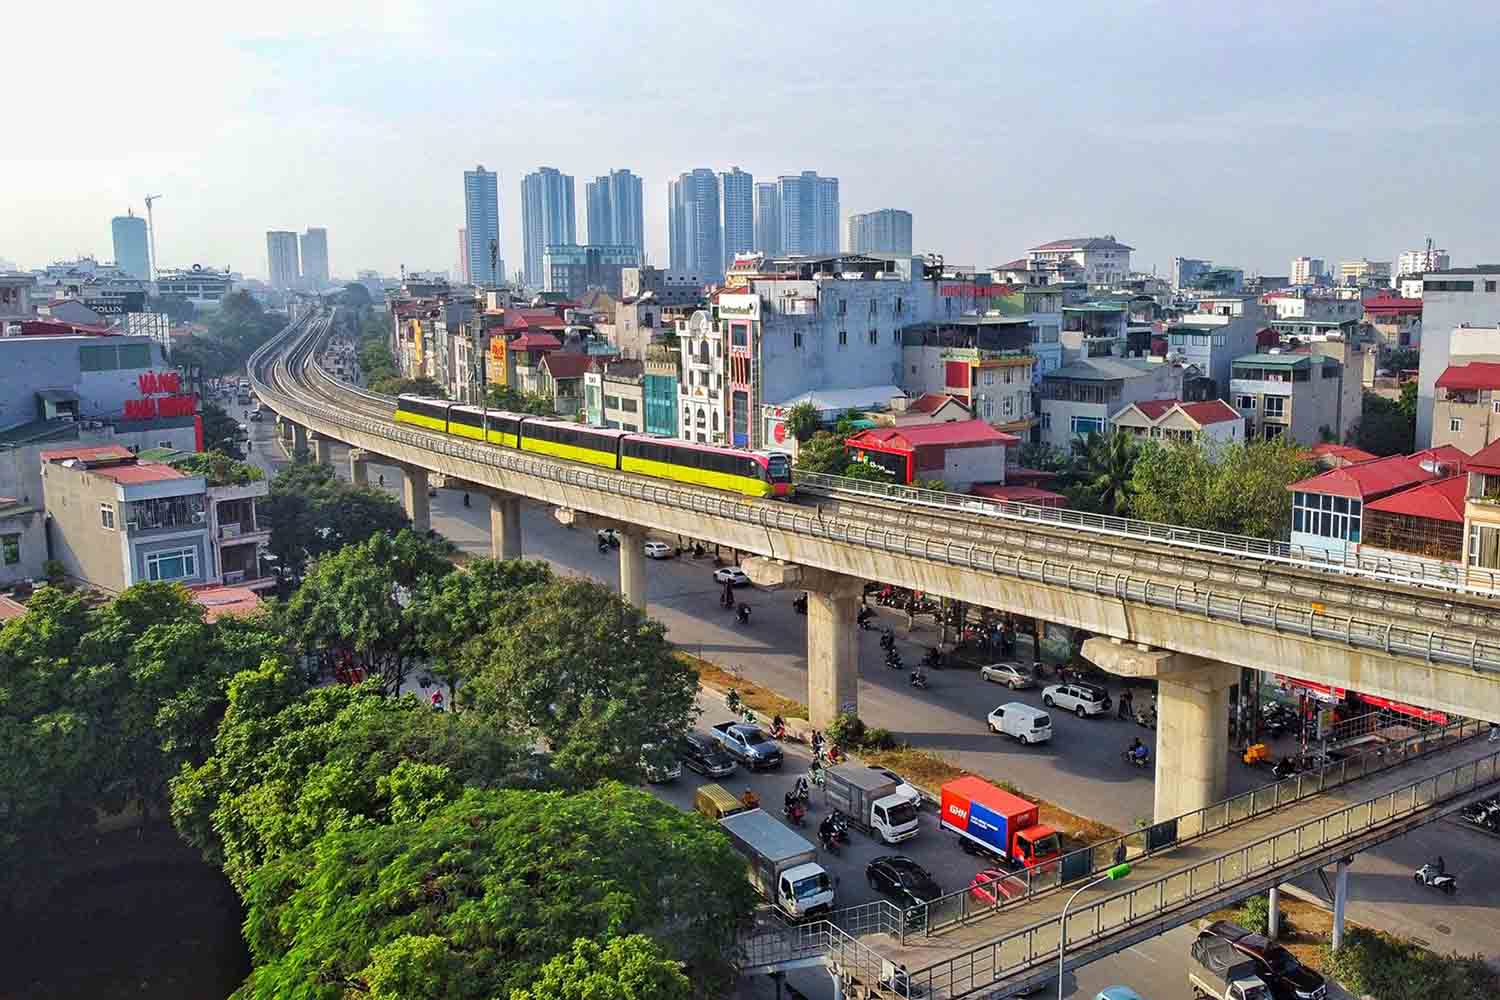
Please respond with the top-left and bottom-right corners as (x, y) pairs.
(968, 868), (1027, 906)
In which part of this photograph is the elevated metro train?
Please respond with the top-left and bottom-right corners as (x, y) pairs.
(395, 395), (793, 499)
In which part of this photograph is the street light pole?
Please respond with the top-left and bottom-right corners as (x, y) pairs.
(1057, 863), (1130, 1000)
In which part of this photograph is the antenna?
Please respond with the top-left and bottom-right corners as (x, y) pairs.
(144, 194), (164, 281)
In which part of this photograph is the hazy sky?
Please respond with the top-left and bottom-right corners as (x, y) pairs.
(6, 1), (1496, 281)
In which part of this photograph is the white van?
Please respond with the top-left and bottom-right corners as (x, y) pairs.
(986, 702), (1053, 745)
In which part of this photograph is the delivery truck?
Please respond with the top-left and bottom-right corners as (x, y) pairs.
(822, 764), (921, 844)
(1190, 934), (1271, 1000)
(720, 808), (835, 919)
(939, 776), (1061, 869)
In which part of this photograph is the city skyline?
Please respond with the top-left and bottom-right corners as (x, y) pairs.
(5, 4), (1498, 279)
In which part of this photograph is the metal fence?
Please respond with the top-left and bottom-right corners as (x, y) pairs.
(914, 716), (1482, 935)
(793, 470), (1500, 598)
(909, 746), (1500, 997)
(252, 321), (1500, 676)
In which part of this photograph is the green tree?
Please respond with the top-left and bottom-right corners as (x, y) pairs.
(1386, 347), (1420, 374)
(201, 402), (245, 458)
(794, 430), (849, 475)
(486, 383), (555, 415)
(1398, 380), (1418, 422)
(371, 374), (448, 398)
(282, 530), (452, 693)
(170, 449), (263, 486)
(833, 408), (863, 437)
(1129, 438), (1315, 539)
(842, 459), (896, 483)
(261, 461), (409, 583)
(1066, 429), (1139, 515)
(170, 663), (521, 889)
(1350, 391), (1415, 456)
(234, 784), (755, 999)
(511, 935), (693, 1000)
(784, 401), (821, 443)
(465, 578), (699, 784)
(1017, 442), (1069, 472)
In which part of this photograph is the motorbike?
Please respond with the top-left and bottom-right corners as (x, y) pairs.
(783, 798), (807, 827)
(879, 631), (896, 652)
(770, 719), (788, 741)
(790, 777), (810, 805)
(1414, 862), (1457, 894)
(793, 593), (808, 615)
(1134, 705), (1157, 729)
(909, 670), (929, 690)
(825, 744), (846, 766)
(830, 811), (851, 844)
(819, 829), (841, 855)
(885, 651), (904, 671)
(807, 762), (826, 787)
(736, 604), (751, 625)
(923, 648), (945, 671)
(1121, 748), (1151, 769)
(1271, 755), (1302, 780)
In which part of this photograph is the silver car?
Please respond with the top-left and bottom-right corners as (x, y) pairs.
(980, 662), (1034, 690)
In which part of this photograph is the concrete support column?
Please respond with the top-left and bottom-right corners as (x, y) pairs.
(743, 559), (863, 727)
(290, 422), (308, 456)
(1267, 886), (1281, 941)
(349, 448), (370, 486)
(489, 491), (522, 561)
(1081, 639), (1238, 822)
(1332, 858), (1351, 950)
(618, 525), (648, 611)
(310, 433), (333, 466)
(402, 465), (430, 533)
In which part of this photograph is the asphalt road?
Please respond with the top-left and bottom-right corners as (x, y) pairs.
(244, 418), (1499, 974)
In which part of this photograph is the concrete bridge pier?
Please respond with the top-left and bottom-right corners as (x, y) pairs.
(617, 524), (648, 610)
(348, 448), (370, 486)
(489, 491), (522, 561)
(744, 558), (862, 728)
(310, 433), (334, 466)
(1083, 639), (1238, 822)
(290, 421), (308, 457)
(402, 465), (430, 533)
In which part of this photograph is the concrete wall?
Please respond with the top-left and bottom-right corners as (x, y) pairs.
(1416, 278), (1500, 446)
(0, 335), (169, 429)
(0, 506), (47, 585)
(40, 463), (129, 592)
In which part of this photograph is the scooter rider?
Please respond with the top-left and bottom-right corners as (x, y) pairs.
(1128, 737), (1147, 763)
(819, 813), (837, 844)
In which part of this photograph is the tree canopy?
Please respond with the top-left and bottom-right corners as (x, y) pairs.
(234, 784), (754, 1000)
(1350, 391), (1415, 456)
(486, 384), (556, 415)
(510, 935), (693, 1000)
(784, 401), (821, 443)
(794, 430), (849, 475)
(372, 374), (448, 398)
(261, 460), (410, 584)
(201, 402), (246, 459)
(1065, 429), (1139, 516)
(169, 291), (285, 379)
(171, 450), (264, 486)
(1129, 438), (1314, 539)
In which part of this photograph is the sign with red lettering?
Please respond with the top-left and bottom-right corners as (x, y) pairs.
(123, 394), (197, 420)
(137, 371), (183, 395)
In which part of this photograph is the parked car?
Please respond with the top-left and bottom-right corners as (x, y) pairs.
(968, 868), (1027, 906)
(714, 567), (751, 586)
(643, 540), (674, 559)
(679, 731), (736, 777)
(979, 663), (1034, 689)
(1043, 682), (1111, 718)
(1199, 921), (1327, 1000)
(866, 855), (943, 911)
(987, 702), (1053, 744)
(871, 767), (922, 811)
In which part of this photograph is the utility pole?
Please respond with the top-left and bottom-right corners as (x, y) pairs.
(144, 194), (163, 281)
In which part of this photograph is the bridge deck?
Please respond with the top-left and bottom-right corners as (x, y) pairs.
(860, 736), (1500, 996)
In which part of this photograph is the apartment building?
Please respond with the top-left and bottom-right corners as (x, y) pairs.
(1109, 398), (1243, 448)
(1230, 351), (1358, 444)
(583, 359), (645, 432)
(1432, 360), (1500, 453)
(1037, 357), (1182, 450)
(1027, 237), (1132, 285)
(1415, 267), (1500, 447)
(1164, 294), (1267, 398)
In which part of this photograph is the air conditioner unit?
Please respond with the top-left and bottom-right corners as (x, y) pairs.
(191, 511), (206, 524)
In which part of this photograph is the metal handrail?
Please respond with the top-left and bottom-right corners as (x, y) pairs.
(909, 745), (1500, 996)
(252, 318), (1500, 676)
(913, 716), (1482, 935)
(793, 470), (1500, 597)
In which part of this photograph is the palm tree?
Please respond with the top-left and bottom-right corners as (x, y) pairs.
(1069, 429), (1139, 516)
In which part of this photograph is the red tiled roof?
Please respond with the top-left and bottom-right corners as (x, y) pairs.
(1469, 438), (1500, 474)
(1304, 443), (1378, 465)
(995, 258), (1030, 270)
(847, 419), (1019, 450)
(1028, 237), (1134, 252)
(510, 332), (561, 350)
(1364, 475), (1468, 523)
(1363, 294), (1423, 316)
(89, 463), (187, 484)
(540, 352), (594, 379)
(40, 444), (135, 463)
(1409, 445), (1470, 474)
(1288, 455), (1434, 499)
(1121, 399), (1241, 426)
(907, 393), (969, 415)
(0, 595), (27, 621)
(1003, 466), (1059, 484)
(1436, 363), (1500, 391)
(970, 484), (1066, 505)
(189, 585), (262, 621)
(1130, 399), (1177, 420)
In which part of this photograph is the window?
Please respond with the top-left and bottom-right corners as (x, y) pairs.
(868, 329), (878, 345)
(100, 503), (116, 529)
(1, 533), (19, 566)
(1041, 411), (1052, 430)
(1451, 417), (1463, 433)
(869, 298), (878, 318)
(982, 398), (993, 419)
(145, 546), (198, 582)
(838, 330), (848, 347)
(1493, 400), (1500, 415)
(730, 323), (748, 347)
(621, 398), (638, 413)
(837, 299), (847, 316)
(794, 332), (804, 349)
(1237, 395), (1256, 410)
(1292, 491), (1360, 543)
(895, 297), (904, 316)
(1071, 415), (1105, 435)
(1002, 396), (1014, 416)
(1264, 396), (1286, 418)
(1488, 281), (1498, 293)
(983, 371), (994, 386)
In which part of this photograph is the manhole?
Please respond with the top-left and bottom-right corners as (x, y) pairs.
(1434, 923), (1452, 935)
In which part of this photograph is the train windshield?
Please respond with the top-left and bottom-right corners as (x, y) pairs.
(765, 453), (792, 482)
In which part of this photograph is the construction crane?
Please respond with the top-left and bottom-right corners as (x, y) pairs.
(144, 194), (163, 281)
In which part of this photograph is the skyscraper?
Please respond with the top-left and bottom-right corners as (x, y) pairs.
(266, 231), (300, 290)
(457, 227), (470, 284)
(777, 172), (839, 256)
(585, 169), (644, 256)
(754, 183), (781, 256)
(521, 167), (576, 288)
(719, 167), (754, 270)
(111, 210), (150, 281)
(668, 169), (722, 280)
(464, 166), (502, 288)
(300, 227), (330, 286)
(847, 209), (912, 256)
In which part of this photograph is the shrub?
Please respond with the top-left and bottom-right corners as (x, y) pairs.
(862, 727), (901, 751)
(826, 712), (866, 750)
(1322, 928), (1497, 1000)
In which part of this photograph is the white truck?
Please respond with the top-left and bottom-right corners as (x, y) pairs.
(822, 764), (921, 844)
(1190, 934), (1271, 1000)
(719, 808), (835, 920)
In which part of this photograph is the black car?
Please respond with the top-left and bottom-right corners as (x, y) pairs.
(1201, 921), (1327, 1000)
(679, 731), (737, 778)
(866, 855), (943, 911)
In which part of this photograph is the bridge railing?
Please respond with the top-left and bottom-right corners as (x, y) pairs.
(794, 470), (1500, 597)
(909, 746), (1500, 997)
(256, 322), (1500, 675)
(915, 715), (1483, 935)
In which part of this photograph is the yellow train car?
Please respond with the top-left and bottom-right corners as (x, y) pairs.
(620, 437), (789, 499)
(517, 418), (627, 470)
(395, 395), (449, 432)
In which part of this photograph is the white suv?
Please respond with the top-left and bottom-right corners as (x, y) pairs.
(1042, 682), (1111, 718)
